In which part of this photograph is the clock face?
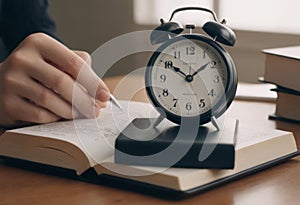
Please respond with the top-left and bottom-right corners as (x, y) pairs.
(146, 35), (234, 124)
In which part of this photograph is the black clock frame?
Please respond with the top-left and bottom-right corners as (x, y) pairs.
(145, 34), (237, 125)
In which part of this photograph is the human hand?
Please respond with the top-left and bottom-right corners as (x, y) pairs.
(0, 33), (110, 128)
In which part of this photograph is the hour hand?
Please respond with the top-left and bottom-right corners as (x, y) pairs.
(172, 66), (187, 78)
(192, 62), (210, 76)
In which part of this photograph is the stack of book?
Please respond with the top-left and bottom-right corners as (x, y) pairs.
(262, 46), (300, 122)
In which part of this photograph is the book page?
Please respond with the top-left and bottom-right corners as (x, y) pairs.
(263, 46), (300, 60)
(235, 123), (293, 149)
(8, 101), (159, 166)
(235, 82), (277, 102)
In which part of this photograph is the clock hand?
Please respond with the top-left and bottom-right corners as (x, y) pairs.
(192, 62), (210, 76)
(173, 66), (194, 83)
(172, 65), (187, 78)
(164, 61), (193, 82)
(169, 64), (195, 82)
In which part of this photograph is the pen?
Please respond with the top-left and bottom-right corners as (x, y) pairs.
(109, 93), (123, 110)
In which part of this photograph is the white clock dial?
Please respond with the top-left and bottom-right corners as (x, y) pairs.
(150, 38), (227, 117)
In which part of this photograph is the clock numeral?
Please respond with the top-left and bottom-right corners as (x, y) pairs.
(162, 88), (169, 97)
(174, 50), (181, 59)
(211, 61), (217, 68)
(203, 51), (206, 59)
(160, 74), (166, 83)
(164, 61), (173, 69)
(214, 75), (220, 83)
(199, 99), (206, 108)
(208, 89), (216, 97)
(186, 46), (195, 55)
(186, 102), (192, 111)
(173, 98), (179, 107)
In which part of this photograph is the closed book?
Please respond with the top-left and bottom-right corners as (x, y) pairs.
(270, 87), (300, 122)
(262, 46), (300, 92)
(115, 118), (238, 169)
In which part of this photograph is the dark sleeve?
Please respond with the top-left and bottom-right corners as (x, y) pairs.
(0, 0), (60, 55)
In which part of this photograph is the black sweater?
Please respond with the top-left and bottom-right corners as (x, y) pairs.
(0, 0), (58, 60)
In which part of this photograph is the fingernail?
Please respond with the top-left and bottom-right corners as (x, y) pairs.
(97, 89), (110, 102)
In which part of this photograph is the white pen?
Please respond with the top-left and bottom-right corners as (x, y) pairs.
(109, 93), (123, 110)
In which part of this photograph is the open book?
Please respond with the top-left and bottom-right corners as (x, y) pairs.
(0, 101), (299, 196)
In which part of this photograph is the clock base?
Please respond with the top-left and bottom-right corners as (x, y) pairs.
(115, 118), (238, 169)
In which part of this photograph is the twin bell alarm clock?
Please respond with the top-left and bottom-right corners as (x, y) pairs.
(145, 7), (237, 128)
(115, 7), (238, 168)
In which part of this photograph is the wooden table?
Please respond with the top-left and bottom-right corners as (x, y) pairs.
(1, 76), (300, 205)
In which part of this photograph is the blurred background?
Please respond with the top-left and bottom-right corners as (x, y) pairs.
(49, 0), (300, 82)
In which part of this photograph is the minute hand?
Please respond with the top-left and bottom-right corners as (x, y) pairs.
(192, 62), (210, 76)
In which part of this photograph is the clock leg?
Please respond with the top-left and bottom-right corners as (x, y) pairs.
(211, 116), (220, 131)
(151, 111), (166, 128)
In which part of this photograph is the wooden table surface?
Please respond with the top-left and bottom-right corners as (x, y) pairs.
(1, 75), (300, 205)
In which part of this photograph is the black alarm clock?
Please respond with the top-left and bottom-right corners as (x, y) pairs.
(145, 7), (237, 126)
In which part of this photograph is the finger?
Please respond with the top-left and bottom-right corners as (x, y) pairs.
(77, 83), (106, 108)
(37, 36), (110, 102)
(73, 50), (109, 101)
(14, 76), (78, 119)
(73, 50), (91, 66)
(96, 100), (107, 108)
(28, 60), (101, 118)
(8, 95), (61, 124)
(67, 52), (111, 102)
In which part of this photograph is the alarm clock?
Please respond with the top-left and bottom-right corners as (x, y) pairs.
(145, 7), (237, 126)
